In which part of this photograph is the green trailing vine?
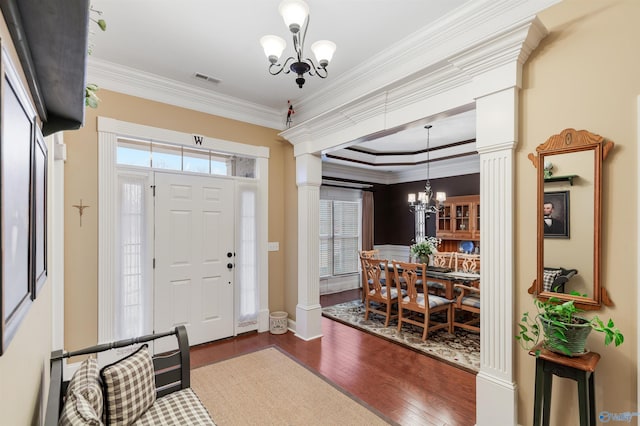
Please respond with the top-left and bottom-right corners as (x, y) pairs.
(516, 293), (624, 356)
(86, 6), (106, 108)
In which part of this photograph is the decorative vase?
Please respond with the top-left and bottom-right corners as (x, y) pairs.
(418, 255), (432, 265)
(540, 316), (592, 356)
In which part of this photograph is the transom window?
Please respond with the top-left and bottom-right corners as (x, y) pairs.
(116, 138), (255, 178)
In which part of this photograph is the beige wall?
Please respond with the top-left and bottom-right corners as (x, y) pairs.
(0, 12), (53, 426)
(0, 285), (52, 425)
(63, 89), (296, 350)
(518, 1), (639, 424)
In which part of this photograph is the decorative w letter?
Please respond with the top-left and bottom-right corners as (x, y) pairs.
(193, 135), (204, 145)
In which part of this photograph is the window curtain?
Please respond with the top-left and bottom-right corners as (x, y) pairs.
(237, 183), (259, 325)
(362, 191), (374, 251)
(116, 174), (151, 340)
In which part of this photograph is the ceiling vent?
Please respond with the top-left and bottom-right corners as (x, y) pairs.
(193, 72), (221, 84)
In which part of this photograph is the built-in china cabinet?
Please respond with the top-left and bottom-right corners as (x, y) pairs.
(436, 195), (480, 252)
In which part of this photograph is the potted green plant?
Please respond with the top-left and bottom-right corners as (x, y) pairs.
(516, 295), (624, 356)
(410, 237), (441, 264)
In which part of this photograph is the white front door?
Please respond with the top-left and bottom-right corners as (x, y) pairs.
(154, 172), (235, 352)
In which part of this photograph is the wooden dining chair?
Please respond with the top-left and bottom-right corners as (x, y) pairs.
(427, 251), (455, 296)
(452, 283), (480, 332)
(360, 257), (399, 327)
(392, 261), (453, 340)
(454, 252), (480, 273)
(359, 249), (381, 302)
(432, 251), (454, 269)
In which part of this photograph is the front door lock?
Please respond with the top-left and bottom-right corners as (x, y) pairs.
(227, 263), (234, 269)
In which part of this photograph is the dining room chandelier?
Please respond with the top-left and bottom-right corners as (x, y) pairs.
(408, 125), (447, 218)
(259, 0), (336, 89)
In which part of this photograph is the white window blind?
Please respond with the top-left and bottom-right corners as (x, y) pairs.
(319, 200), (332, 277)
(319, 199), (360, 276)
(116, 174), (151, 340)
(237, 183), (259, 325)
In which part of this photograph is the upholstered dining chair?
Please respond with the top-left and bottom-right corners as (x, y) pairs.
(452, 283), (480, 332)
(392, 260), (453, 340)
(426, 251), (455, 296)
(359, 249), (381, 302)
(432, 251), (454, 269)
(360, 257), (399, 327)
(454, 252), (480, 274)
(359, 249), (380, 259)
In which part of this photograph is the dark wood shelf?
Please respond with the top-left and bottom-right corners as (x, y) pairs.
(544, 175), (578, 185)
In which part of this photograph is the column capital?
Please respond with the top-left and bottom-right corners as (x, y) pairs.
(296, 153), (322, 187)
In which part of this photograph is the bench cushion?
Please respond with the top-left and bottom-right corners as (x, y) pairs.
(58, 390), (104, 426)
(101, 344), (156, 425)
(66, 357), (104, 418)
(133, 388), (216, 425)
(543, 269), (562, 292)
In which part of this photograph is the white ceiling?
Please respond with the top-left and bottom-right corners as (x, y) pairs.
(88, 0), (478, 179)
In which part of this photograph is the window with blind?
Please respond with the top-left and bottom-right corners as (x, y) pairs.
(320, 199), (361, 277)
(116, 174), (151, 340)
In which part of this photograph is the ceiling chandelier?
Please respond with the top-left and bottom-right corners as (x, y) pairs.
(260, 0), (336, 89)
(408, 125), (447, 218)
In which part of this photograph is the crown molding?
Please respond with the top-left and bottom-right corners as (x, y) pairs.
(282, 7), (554, 156)
(291, 0), (559, 124)
(326, 142), (476, 168)
(394, 155), (480, 184)
(283, 64), (474, 154)
(322, 162), (394, 185)
(321, 154), (480, 186)
(87, 57), (284, 130)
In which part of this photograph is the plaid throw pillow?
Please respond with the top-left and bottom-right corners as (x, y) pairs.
(543, 269), (562, 292)
(59, 391), (104, 426)
(100, 344), (156, 425)
(65, 357), (104, 419)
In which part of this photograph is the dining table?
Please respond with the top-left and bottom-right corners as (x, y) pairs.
(382, 263), (480, 300)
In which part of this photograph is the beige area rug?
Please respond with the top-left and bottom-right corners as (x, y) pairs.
(191, 347), (394, 426)
(322, 300), (480, 373)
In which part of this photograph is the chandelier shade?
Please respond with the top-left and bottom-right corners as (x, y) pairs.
(311, 40), (336, 67)
(260, 0), (336, 88)
(260, 35), (287, 63)
(279, 0), (309, 32)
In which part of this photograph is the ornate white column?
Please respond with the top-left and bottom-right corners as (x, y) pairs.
(295, 153), (323, 340)
(475, 87), (518, 425)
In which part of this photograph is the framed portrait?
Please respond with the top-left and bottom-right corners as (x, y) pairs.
(31, 127), (48, 297)
(0, 45), (37, 354)
(543, 190), (570, 238)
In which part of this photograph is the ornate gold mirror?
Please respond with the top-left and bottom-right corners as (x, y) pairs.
(528, 128), (614, 309)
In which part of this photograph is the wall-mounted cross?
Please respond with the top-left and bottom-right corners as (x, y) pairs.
(72, 199), (90, 227)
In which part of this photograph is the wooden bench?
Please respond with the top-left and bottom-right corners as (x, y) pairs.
(45, 326), (214, 425)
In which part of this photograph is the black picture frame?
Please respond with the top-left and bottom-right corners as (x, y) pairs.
(0, 44), (37, 355)
(543, 190), (570, 238)
(31, 126), (47, 297)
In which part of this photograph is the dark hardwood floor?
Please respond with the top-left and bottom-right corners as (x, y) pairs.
(191, 289), (476, 426)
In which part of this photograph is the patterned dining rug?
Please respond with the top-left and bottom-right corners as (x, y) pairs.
(322, 300), (480, 373)
(191, 347), (395, 425)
